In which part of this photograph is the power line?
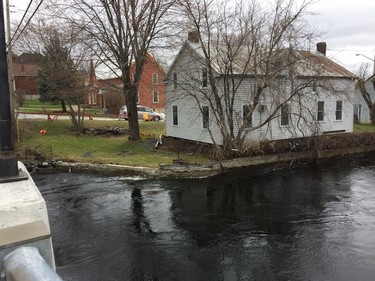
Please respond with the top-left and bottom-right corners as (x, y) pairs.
(10, 0), (45, 47)
(9, 0), (33, 46)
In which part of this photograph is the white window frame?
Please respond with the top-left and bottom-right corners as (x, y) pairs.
(202, 68), (208, 88)
(280, 103), (290, 126)
(152, 73), (158, 85)
(202, 106), (209, 129)
(153, 91), (159, 103)
(172, 105), (178, 126)
(242, 104), (253, 128)
(173, 73), (177, 90)
(317, 101), (324, 121)
(335, 100), (343, 121)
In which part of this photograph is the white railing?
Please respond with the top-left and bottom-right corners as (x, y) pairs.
(3, 247), (62, 281)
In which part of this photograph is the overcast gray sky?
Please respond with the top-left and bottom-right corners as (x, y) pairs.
(306, 0), (375, 72)
(10, 0), (375, 73)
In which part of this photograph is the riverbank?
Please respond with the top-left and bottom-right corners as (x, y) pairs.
(18, 119), (375, 178)
(30, 143), (375, 179)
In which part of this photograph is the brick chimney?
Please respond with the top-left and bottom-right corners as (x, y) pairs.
(89, 59), (97, 88)
(316, 42), (327, 56)
(188, 31), (199, 43)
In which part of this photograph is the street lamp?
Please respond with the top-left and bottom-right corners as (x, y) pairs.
(356, 53), (375, 75)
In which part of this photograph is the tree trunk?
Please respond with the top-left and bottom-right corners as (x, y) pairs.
(371, 105), (375, 126)
(61, 98), (67, 113)
(126, 86), (141, 141)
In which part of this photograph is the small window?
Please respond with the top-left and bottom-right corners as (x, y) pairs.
(173, 73), (177, 90)
(280, 103), (290, 126)
(243, 105), (253, 128)
(152, 73), (158, 85)
(317, 101), (324, 121)
(202, 68), (208, 88)
(173, 105), (178, 126)
(202, 106), (209, 129)
(336, 100), (343, 120)
(251, 82), (258, 95)
(312, 81), (317, 92)
(153, 91), (159, 103)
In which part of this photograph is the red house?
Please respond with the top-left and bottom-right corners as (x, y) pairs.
(96, 52), (166, 113)
(132, 53), (166, 112)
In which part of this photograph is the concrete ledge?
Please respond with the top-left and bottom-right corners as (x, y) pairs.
(0, 162), (56, 273)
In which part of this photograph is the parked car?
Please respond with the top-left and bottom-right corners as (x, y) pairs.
(119, 105), (164, 121)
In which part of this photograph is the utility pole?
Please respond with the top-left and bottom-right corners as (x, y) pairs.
(6, 0), (16, 141)
(0, 0), (20, 181)
(6, 0), (15, 102)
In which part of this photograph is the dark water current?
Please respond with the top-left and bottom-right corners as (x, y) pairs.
(33, 155), (375, 281)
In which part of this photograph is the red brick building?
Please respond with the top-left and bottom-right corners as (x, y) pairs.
(97, 52), (166, 113)
(132, 53), (166, 112)
(86, 59), (104, 107)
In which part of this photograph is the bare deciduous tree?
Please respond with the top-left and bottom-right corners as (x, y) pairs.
(53, 0), (175, 140)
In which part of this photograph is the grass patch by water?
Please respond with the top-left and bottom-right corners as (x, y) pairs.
(17, 119), (209, 167)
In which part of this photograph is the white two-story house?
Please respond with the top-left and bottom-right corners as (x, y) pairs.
(355, 74), (375, 124)
(165, 35), (356, 148)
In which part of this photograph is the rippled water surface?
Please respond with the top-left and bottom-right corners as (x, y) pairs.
(34, 156), (375, 281)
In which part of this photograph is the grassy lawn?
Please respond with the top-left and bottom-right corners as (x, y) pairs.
(17, 119), (209, 167)
(18, 100), (103, 115)
(353, 123), (375, 133)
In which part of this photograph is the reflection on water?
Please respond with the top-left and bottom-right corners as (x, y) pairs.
(34, 155), (375, 281)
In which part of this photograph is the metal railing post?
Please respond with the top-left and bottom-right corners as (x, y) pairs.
(3, 247), (63, 281)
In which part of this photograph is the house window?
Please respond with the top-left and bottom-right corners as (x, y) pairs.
(173, 73), (177, 90)
(317, 101), (324, 121)
(335, 100), (343, 120)
(153, 91), (159, 103)
(312, 81), (317, 92)
(152, 73), (158, 85)
(251, 82), (258, 95)
(202, 106), (209, 129)
(243, 105), (253, 128)
(173, 105), (178, 126)
(202, 68), (208, 88)
(280, 103), (290, 126)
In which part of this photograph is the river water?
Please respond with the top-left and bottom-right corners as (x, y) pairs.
(33, 155), (375, 281)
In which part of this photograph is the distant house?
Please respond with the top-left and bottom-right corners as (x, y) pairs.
(86, 59), (104, 107)
(12, 52), (42, 100)
(97, 52), (166, 113)
(131, 53), (166, 112)
(96, 77), (124, 113)
(354, 74), (375, 124)
(164, 38), (356, 146)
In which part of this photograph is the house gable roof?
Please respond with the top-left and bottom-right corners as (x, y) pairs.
(166, 41), (357, 80)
